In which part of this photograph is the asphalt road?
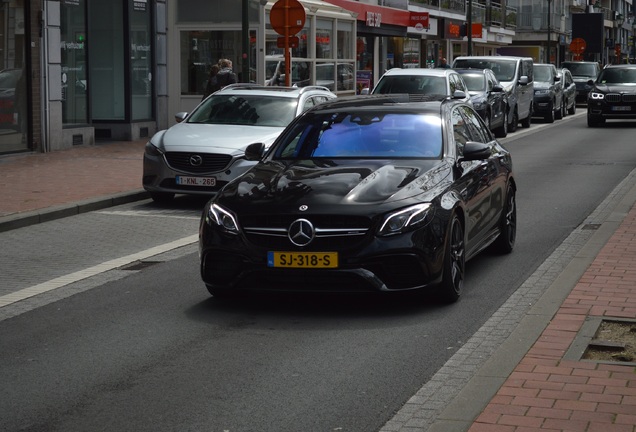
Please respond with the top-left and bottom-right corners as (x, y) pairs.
(2, 112), (636, 432)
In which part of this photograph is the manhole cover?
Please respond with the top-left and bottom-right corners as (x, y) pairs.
(582, 319), (636, 363)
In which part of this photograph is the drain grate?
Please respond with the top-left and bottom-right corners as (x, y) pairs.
(120, 261), (162, 271)
(582, 223), (601, 230)
(565, 317), (636, 365)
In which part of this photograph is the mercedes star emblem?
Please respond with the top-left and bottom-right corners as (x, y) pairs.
(288, 218), (315, 246)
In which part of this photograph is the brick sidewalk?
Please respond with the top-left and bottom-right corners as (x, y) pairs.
(469, 207), (636, 432)
(0, 140), (146, 218)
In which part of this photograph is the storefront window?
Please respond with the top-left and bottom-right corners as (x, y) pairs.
(0, 1), (27, 153)
(181, 30), (245, 95)
(403, 38), (421, 68)
(130, 1), (152, 120)
(337, 21), (353, 59)
(61, 0), (87, 125)
(90, 0), (125, 120)
(316, 19), (333, 59)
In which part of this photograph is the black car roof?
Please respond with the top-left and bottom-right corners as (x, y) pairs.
(309, 94), (459, 115)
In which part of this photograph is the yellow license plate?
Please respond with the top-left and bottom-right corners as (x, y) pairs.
(267, 251), (338, 268)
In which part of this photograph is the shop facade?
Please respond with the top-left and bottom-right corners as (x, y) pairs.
(169, 0), (358, 119)
(0, 1), (31, 154)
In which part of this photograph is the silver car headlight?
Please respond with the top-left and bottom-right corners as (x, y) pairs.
(589, 91), (605, 100)
(378, 203), (431, 236)
(206, 203), (240, 234)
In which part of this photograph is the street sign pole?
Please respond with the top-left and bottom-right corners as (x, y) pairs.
(270, 0), (305, 87)
(284, 0), (291, 86)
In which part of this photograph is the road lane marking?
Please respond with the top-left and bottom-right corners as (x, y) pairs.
(0, 235), (198, 308)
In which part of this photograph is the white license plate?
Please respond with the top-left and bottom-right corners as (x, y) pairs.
(175, 176), (216, 186)
(611, 106), (632, 111)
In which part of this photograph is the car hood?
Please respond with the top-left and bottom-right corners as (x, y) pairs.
(218, 159), (452, 212)
(153, 123), (284, 155)
(593, 83), (636, 93)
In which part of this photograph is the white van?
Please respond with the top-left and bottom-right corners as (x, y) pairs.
(452, 56), (534, 132)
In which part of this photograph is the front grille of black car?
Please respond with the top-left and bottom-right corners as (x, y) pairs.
(241, 214), (372, 250)
(164, 152), (233, 174)
(605, 93), (636, 103)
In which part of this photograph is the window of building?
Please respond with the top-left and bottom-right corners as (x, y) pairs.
(181, 30), (250, 95)
(89, 0), (125, 120)
(316, 19), (333, 59)
(61, 0), (87, 125)
(337, 21), (353, 59)
(130, 1), (152, 120)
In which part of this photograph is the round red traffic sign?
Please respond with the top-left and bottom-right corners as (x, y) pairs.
(569, 38), (586, 55)
(270, 0), (306, 36)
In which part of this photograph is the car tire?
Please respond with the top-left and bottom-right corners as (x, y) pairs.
(555, 100), (564, 120)
(508, 108), (518, 133)
(568, 100), (576, 115)
(150, 192), (175, 204)
(520, 108), (532, 128)
(544, 102), (555, 123)
(494, 108), (508, 138)
(491, 184), (516, 254)
(437, 214), (465, 303)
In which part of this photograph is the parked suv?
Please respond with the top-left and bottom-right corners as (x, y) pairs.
(561, 61), (601, 104)
(370, 68), (472, 105)
(532, 63), (563, 123)
(143, 84), (337, 203)
(453, 56), (534, 132)
(587, 64), (636, 127)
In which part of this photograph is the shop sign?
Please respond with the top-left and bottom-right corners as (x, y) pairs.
(366, 11), (381, 28)
(133, 0), (147, 12)
(446, 21), (462, 39)
(410, 12), (429, 30)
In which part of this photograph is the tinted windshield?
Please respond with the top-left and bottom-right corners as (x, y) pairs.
(274, 112), (443, 159)
(373, 75), (447, 95)
(453, 59), (516, 82)
(563, 63), (598, 78)
(533, 65), (553, 82)
(459, 74), (486, 91)
(597, 68), (636, 85)
(187, 94), (298, 127)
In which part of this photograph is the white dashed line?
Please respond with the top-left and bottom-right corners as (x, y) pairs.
(0, 235), (198, 308)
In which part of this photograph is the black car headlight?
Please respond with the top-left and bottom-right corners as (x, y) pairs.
(206, 203), (240, 234)
(534, 89), (550, 96)
(378, 203), (431, 236)
(144, 142), (163, 157)
(589, 91), (605, 100)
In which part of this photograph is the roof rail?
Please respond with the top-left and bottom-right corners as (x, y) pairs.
(298, 85), (333, 93)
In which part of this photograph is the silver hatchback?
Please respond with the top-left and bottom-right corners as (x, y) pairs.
(142, 84), (336, 203)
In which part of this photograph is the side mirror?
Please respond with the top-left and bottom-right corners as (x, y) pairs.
(518, 76), (529, 85)
(492, 84), (504, 92)
(587, 79), (596, 85)
(459, 141), (491, 162)
(175, 112), (188, 123)
(555, 75), (561, 82)
(453, 89), (467, 99)
(360, 87), (370, 95)
(245, 142), (266, 161)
